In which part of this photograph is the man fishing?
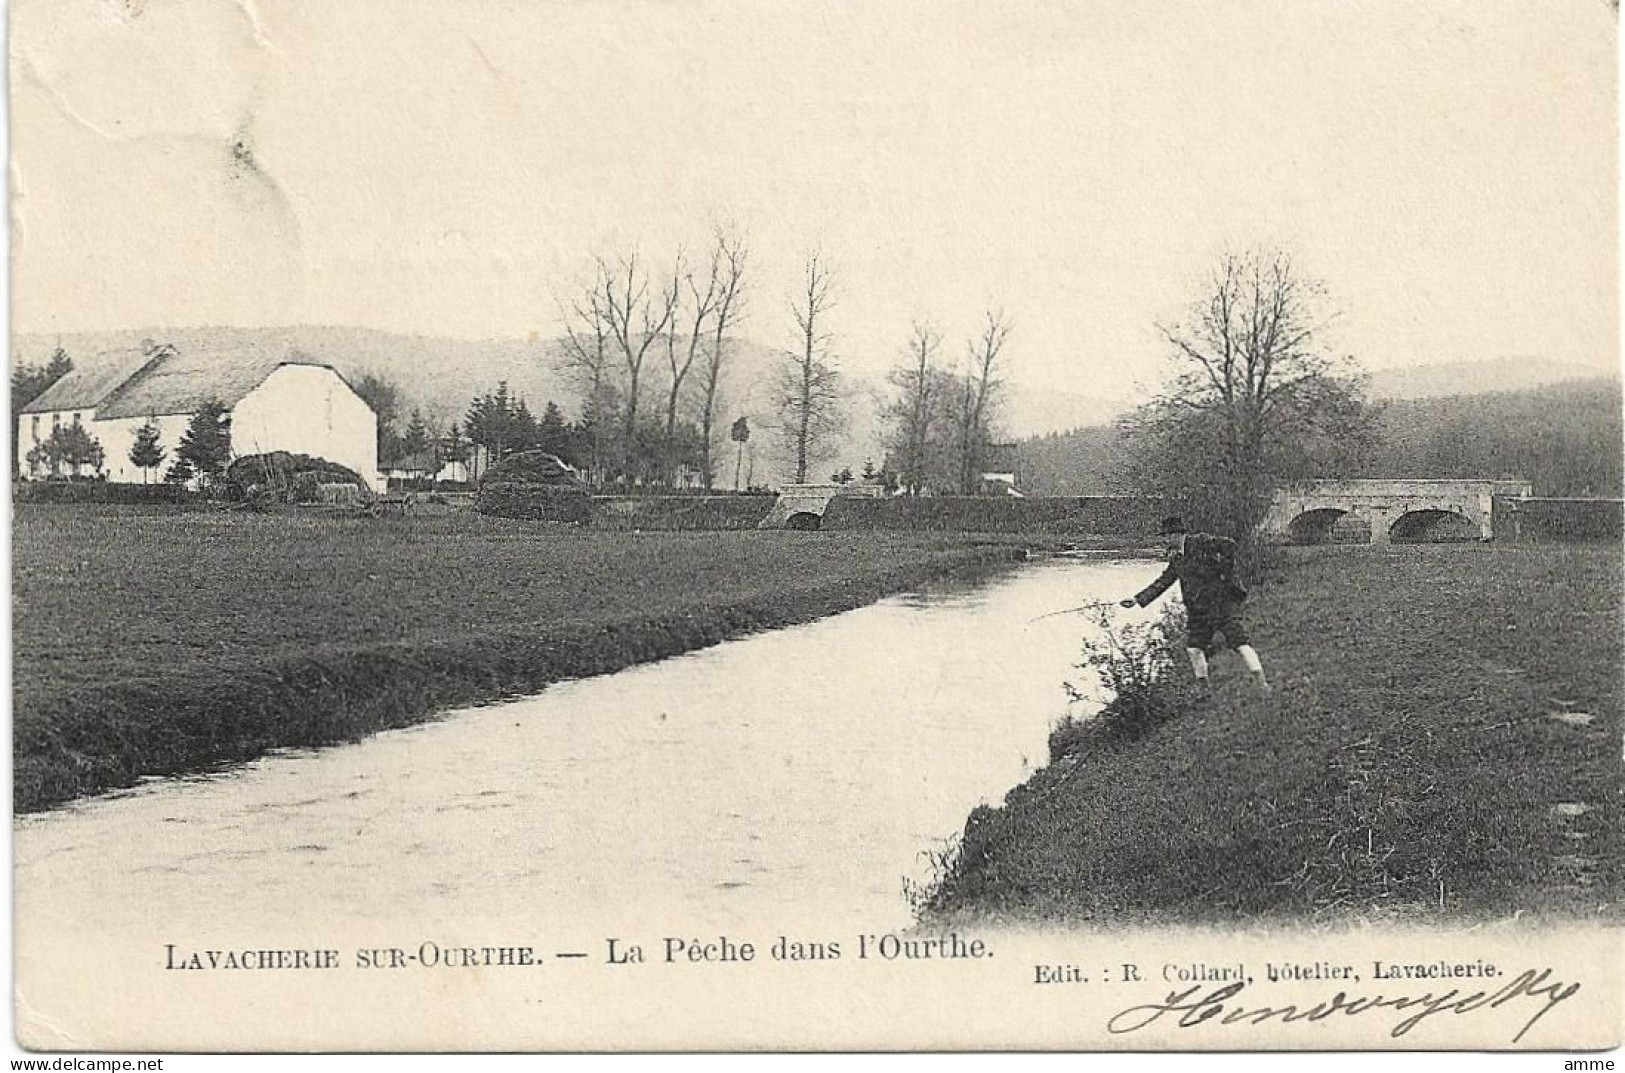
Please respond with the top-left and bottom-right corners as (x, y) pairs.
(1119, 516), (1272, 697)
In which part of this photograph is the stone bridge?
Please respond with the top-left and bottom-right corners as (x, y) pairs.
(1260, 478), (1533, 545)
(759, 482), (885, 529)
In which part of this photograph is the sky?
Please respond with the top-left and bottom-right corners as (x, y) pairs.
(8, 0), (1620, 400)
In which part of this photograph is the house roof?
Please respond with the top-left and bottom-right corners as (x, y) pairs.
(21, 342), (347, 420)
(20, 349), (161, 415)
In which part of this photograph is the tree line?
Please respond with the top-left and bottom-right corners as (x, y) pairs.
(879, 309), (1013, 495)
(547, 229), (750, 488)
(18, 243), (1427, 525)
(552, 234), (1017, 491)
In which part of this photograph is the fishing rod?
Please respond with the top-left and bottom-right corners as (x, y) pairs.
(1027, 599), (1125, 624)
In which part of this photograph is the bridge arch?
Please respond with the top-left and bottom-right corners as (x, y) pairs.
(1285, 508), (1372, 545)
(759, 482), (884, 528)
(1263, 480), (1518, 544)
(1387, 508), (1479, 544)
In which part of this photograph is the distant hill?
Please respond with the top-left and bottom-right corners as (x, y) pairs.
(1015, 378), (1622, 498)
(1367, 378), (1622, 497)
(1367, 356), (1619, 400)
(12, 325), (1126, 482)
(27, 330), (1606, 485)
(1016, 425), (1140, 496)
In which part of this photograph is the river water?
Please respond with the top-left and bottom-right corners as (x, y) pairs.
(15, 555), (1152, 942)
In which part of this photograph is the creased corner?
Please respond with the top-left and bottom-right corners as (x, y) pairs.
(14, 987), (89, 1052)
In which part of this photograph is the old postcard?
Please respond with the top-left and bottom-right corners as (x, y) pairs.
(9, 0), (1621, 1057)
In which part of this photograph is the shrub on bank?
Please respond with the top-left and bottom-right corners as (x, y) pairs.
(1051, 603), (1189, 760)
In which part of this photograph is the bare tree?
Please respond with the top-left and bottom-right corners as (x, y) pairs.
(557, 264), (618, 484)
(700, 228), (748, 490)
(1125, 247), (1375, 541)
(661, 248), (721, 485)
(953, 308), (1013, 493)
(885, 320), (944, 495)
(598, 248), (679, 475)
(777, 252), (845, 483)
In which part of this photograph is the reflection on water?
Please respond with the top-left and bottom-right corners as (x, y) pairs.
(16, 556), (1158, 934)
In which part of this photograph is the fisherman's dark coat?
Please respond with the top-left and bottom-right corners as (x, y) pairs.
(1133, 532), (1247, 613)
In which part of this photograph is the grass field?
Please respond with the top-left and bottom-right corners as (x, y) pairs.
(926, 542), (1623, 925)
(13, 503), (1032, 811)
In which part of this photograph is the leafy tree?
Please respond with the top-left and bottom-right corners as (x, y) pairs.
(465, 382), (513, 471)
(421, 413), (444, 481)
(176, 401), (233, 486)
(128, 420), (166, 483)
(11, 346), (73, 474)
(354, 371), (404, 467)
(667, 420), (706, 484)
(467, 383), (554, 471)
(164, 456), (195, 485)
(1123, 248), (1376, 543)
(23, 440), (48, 478)
(730, 415), (751, 491)
(440, 422), (471, 481)
(29, 423), (105, 478)
(400, 409), (431, 463)
(61, 424), (105, 476)
(537, 401), (573, 464)
(12, 346), (73, 408)
(509, 399), (542, 452)
(569, 412), (612, 484)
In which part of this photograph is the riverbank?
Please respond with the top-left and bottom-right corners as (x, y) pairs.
(14, 504), (1057, 812)
(924, 542), (1623, 925)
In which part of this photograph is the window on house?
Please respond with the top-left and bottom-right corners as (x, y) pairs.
(72, 412), (82, 426)
(30, 416), (39, 442)
(52, 414), (60, 429)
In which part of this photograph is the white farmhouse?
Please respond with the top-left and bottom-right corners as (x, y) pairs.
(18, 343), (381, 489)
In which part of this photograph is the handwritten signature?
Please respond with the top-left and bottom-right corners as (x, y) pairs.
(1107, 968), (1580, 1043)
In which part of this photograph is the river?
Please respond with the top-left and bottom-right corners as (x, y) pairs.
(15, 555), (1153, 944)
